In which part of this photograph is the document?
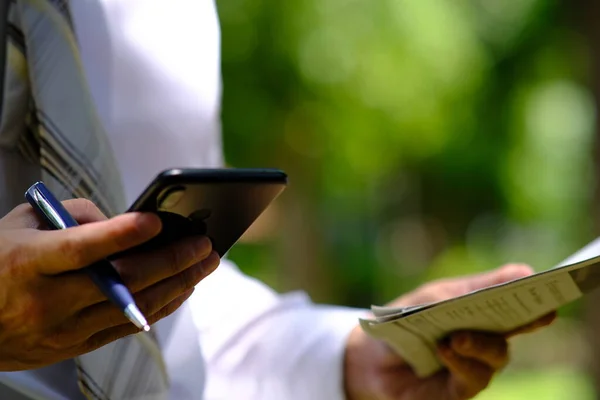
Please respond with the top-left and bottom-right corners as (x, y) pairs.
(360, 253), (600, 377)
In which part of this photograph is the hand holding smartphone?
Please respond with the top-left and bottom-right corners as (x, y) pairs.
(127, 168), (287, 256)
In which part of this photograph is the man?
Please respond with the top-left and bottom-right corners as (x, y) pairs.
(0, 0), (555, 399)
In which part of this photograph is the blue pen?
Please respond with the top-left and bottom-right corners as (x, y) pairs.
(25, 181), (150, 332)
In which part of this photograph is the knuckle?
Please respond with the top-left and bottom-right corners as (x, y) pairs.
(40, 331), (71, 352)
(20, 296), (50, 331)
(13, 203), (32, 216)
(61, 239), (87, 267)
(75, 198), (97, 211)
(111, 224), (142, 251)
(66, 199), (105, 221)
(5, 204), (37, 226)
(197, 237), (213, 257)
(168, 247), (184, 274)
(3, 243), (31, 278)
(15, 203), (31, 212)
(182, 241), (201, 265)
(71, 274), (100, 308)
(71, 310), (90, 335)
(30, 306), (50, 329)
(177, 268), (195, 292)
(167, 244), (194, 275)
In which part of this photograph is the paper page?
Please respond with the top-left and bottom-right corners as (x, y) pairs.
(370, 255), (600, 321)
(364, 269), (586, 377)
(422, 271), (582, 331)
(359, 319), (440, 377)
(371, 304), (431, 316)
(371, 304), (433, 323)
(400, 254), (600, 313)
(554, 237), (600, 268)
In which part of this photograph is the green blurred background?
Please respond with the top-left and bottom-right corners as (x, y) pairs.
(216, 0), (600, 398)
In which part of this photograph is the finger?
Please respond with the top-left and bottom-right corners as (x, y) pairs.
(115, 236), (214, 294)
(61, 199), (108, 224)
(5, 199), (108, 230)
(32, 212), (162, 275)
(1, 203), (50, 229)
(83, 288), (195, 352)
(462, 264), (534, 293)
(74, 256), (217, 337)
(438, 345), (495, 399)
(505, 311), (557, 338)
(449, 332), (508, 370)
(52, 242), (217, 314)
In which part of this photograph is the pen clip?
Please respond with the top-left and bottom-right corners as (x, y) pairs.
(25, 182), (78, 230)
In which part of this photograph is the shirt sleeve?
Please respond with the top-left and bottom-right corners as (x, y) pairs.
(187, 258), (367, 400)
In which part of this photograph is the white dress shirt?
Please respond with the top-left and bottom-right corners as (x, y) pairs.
(0, 1), (364, 399)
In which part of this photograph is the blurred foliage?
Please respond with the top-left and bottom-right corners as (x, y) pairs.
(218, 0), (596, 304)
(476, 369), (594, 400)
(216, 0), (598, 397)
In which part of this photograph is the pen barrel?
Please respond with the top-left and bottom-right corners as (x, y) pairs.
(85, 261), (136, 311)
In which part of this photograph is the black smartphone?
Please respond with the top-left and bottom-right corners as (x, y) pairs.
(127, 168), (288, 256)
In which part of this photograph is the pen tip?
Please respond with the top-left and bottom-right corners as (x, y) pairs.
(124, 304), (150, 331)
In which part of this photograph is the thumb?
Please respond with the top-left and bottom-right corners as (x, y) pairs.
(463, 264), (534, 292)
(32, 212), (162, 275)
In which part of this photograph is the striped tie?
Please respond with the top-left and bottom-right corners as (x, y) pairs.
(4, 0), (170, 399)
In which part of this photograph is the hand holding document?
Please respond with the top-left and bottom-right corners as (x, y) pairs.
(359, 250), (600, 377)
